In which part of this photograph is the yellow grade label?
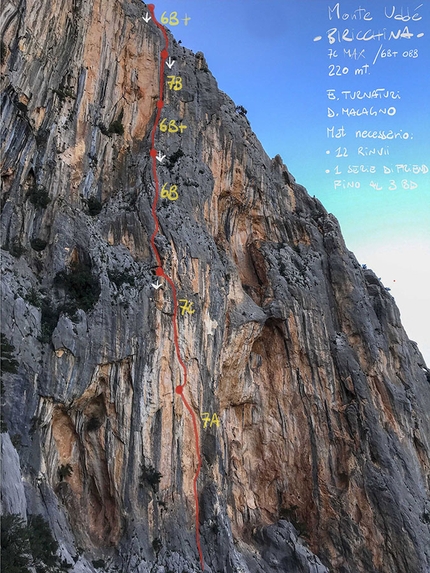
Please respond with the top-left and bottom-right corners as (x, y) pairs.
(161, 12), (191, 26)
(167, 76), (183, 91)
(178, 299), (195, 315)
(201, 413), (221, 429)
(159, 119), (187, 133)
(161, 182), (179, 200)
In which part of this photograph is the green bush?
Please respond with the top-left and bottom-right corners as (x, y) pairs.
(54, 260), (101, 313)
(140, 463), (162, 492)
(87, 196), (102, 216)
(92, 559), (106, 569)
(0, 513), (31, 573)
(29, 514), (73, 571)
(39, 264), (100, 341)
(57, 464), (73, 481)
(27, 187), (51, 209)
(30, 238), (48, 251)
(1, 513), (72, 573)
(40, 301), (60, 342)
(25, 287), (42, 308)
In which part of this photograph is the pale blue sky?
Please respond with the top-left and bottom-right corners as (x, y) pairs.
(146, 0), (430, 362)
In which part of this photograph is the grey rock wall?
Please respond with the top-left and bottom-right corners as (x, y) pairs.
(1, 1), (429, 572)
(1, 432), (27, 517)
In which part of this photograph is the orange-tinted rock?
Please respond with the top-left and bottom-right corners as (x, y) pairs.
(1, 1), (429, 571)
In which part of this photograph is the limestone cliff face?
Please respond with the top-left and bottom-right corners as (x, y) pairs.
(1, 1), (430, 572)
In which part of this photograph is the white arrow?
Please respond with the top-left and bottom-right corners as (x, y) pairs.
(152, 280), (162, 290)
(156, 151), (166, 163)
(142, 13), (151, 23)
(166, 57), (175, 69)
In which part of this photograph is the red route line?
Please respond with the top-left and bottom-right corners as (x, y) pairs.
(147, 5), (204, 571)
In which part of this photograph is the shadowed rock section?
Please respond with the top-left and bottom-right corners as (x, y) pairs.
(1, 0), (430, 571)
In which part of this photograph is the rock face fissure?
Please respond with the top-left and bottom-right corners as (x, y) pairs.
(146, 5), (204, 569)
(1, 1), (430, 572)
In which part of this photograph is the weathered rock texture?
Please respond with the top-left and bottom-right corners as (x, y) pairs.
(1, 1), (430, 572)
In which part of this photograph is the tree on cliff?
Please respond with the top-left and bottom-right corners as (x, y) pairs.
(0, 513), (72, 572)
